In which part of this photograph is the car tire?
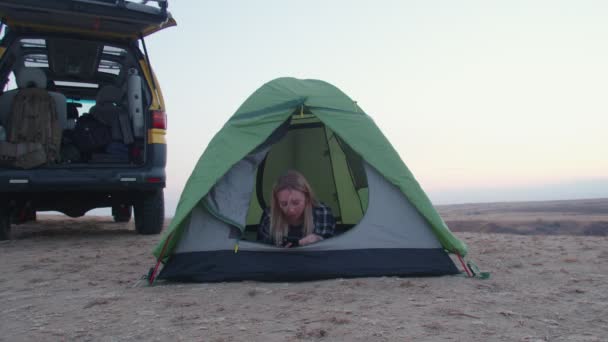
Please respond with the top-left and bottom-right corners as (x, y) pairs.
(0, 207), (11, 240)
(134, 190), (164, 235)
(112, 205), (132, 223)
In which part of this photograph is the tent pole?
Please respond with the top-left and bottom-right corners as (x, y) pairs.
(149, 232), (173, 284)
(456, 253), (473, 277)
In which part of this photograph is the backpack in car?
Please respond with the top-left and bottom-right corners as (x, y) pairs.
(91, 103), (134, 145)
(7, 88), (62, 164)
(72, 114), (112, 152)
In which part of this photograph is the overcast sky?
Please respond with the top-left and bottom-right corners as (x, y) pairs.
(141, 1), (607, 214)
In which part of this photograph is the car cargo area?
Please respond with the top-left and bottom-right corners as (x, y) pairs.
(0, 35), (151, 168)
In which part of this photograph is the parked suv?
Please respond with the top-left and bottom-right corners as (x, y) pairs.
(0, 0), (176, 239)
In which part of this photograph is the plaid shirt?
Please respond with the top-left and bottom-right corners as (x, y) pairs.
(257, 203), (336, 245)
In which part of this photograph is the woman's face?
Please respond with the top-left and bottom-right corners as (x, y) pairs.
(276, 188), (306, 223)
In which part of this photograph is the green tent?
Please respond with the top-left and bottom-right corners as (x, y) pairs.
(151, 77), (467, 282)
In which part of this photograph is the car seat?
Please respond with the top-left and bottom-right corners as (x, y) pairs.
(0, 67), (67, 129)
(90, 85), (134, 144)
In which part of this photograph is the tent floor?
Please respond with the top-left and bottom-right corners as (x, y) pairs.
(158, 248), (460, 282)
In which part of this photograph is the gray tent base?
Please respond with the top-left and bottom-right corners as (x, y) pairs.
(158, 248), (459, 282)
(159, 158), (461, 283)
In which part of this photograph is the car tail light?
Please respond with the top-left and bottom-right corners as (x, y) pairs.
(146, 177), (162, 183)
(152, 110), (167, 129)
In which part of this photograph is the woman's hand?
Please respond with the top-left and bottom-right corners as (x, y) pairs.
(299, 234), (323, 246)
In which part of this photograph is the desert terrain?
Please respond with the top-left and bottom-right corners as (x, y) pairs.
(0, 198), (606, 341)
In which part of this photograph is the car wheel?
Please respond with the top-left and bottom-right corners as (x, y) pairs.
(112, 205), (132, 223)
(134, 190), (164, 235)
(0, 207), (11, 240)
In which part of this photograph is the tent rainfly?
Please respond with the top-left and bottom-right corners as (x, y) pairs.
(150, 77), (468, 282)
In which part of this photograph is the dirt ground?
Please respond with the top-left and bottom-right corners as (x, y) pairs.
(1, 200), (607, 342)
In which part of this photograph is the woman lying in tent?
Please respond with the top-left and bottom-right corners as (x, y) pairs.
(257, 170), (336, 247)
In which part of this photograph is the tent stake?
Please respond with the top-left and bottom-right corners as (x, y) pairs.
(456, 253), (473, 277)
(149, 232), (172, 285)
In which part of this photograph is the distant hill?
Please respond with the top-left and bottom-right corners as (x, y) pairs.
(437, 198), (608, 236)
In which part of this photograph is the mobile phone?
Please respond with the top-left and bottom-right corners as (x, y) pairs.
(282, 236), (300, 247)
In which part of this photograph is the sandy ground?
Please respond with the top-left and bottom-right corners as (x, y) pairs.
(0, 215), (607, 342)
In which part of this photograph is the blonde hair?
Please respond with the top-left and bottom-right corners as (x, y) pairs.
(270, 170), (318, 246)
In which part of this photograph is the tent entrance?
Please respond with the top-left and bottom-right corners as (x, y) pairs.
(242, 115), (369, 241)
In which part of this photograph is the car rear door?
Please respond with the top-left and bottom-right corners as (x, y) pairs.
(0, 0), (176, 39)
